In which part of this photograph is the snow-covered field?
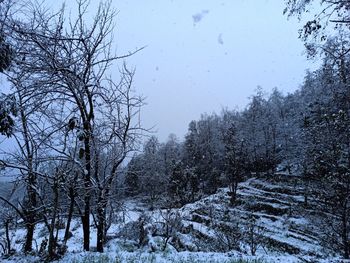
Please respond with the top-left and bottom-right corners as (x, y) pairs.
(0, 176), (344, 262)
(2, 250), (343, 263)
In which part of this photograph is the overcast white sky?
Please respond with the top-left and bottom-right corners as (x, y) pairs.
(9, 0), (320, 142)
(111, 0), (320, 141)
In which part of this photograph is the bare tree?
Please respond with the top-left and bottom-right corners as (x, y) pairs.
(1, 0), (144, 253)
(0, 205), (16, 256)
(92, 65), (143, 252)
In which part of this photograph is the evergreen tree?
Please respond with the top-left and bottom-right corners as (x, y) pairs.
(124, 155), (141, 197)
(168, 160), (187, 206)
(223, 117), (247, 205)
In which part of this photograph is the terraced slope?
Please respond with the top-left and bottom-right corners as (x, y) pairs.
(176, 175), (326, 258)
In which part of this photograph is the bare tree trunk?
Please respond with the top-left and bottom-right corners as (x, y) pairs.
(82, 132), (91, 251)
(24, 222), (35, 252)
(48, 177), (59, 259)
(96, 199), (106, 253)
(96, 166), (119, 252)
(342, 204), (350, 259)
(18, 92), (37, 253)
(229, 180), (238, 206)
(82, 209), (90, 251)
(24, 172), (37, 253)
(64, 187), (75, 244)
(5, 220), (11, 254)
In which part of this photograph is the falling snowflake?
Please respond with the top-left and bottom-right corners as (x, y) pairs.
(192, 10), (209, 26)
(218, 33), (224, 45)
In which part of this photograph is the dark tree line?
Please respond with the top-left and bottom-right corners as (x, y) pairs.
(124, 87), (300, 205)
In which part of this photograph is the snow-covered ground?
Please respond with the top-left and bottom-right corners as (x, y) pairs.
(0, 176), (344, 262)
(2, 250), (343, 263)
